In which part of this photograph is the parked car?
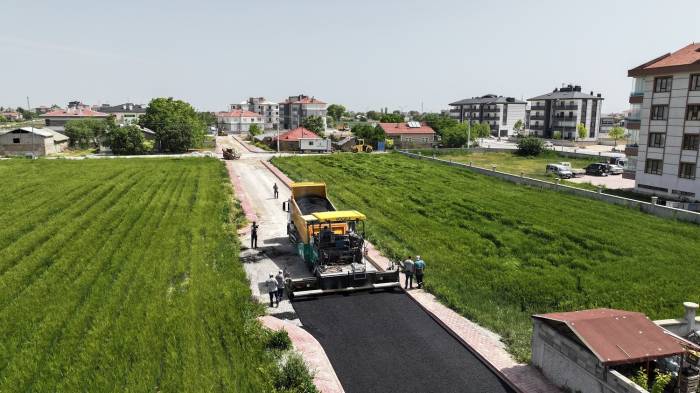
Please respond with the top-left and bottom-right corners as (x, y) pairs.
(545, 164), (573, 179)
(557, 162), (585, 177)
(585, 163), (609, 176)
(603, 163), (624, 175)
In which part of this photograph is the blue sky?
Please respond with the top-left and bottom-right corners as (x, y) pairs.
(1, 0), (698, 113)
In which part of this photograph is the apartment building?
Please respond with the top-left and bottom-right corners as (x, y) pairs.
(527, 85), (603, 140)
(231, 97), (279, 130)
(216, 110), (264, 134)
(599, 113), (625, 136)
(278, 94), (327, 130)
(448, 94), (526, 137)
(627, 43), (700, 202)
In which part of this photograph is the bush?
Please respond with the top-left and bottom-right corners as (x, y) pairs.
(516, 136), (544, 156)
(266, 329), (292, 351)
(274, 353), (318, 393)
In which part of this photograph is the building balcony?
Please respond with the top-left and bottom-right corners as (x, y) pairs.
(553, 104), (579, 110)
(530, 115), (545, 121)
(529, 124), (545, 130)
(625, 145), (639, 157)
(629, 92), (644, 104)
(530, 105), (546, 111)
(625, 118), (641, 130)
(482, 107), (499, 113)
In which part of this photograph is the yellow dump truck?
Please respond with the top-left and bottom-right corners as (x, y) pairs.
(283, 182), (399, 298)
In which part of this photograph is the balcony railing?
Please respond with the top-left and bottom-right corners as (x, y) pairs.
(482, 107), (499, 113)
(630, 91), (644, 97)
(530, 115), (545, 121)
(529, 124), (545, 130)
(553, 104), (579, 110)
(530, 105), (546, 111)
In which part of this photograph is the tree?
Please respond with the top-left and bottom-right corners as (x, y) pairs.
(64, 118), (111, 149)
(301, 115), (325, 136)
(552, 130), (562, 140)
(197, 111), (217, 126)
(441, 124), (469, 147)
(351, 123), (385, 146)
(248, 123), (262, 137)
(608, 126), (625, 146)
(0, 115), (6, 123)
(16, 107), (36, 120)
(516, 136), (544, 156)
(513, 120), (524, 136)
(107, 125), (145, 155)
(470, 122), (491, 139)
(139, 97), (205, 153)
(576, 123), (588, 140)
(379, 113), (404, 123)
(326, 104), (346, 122)
(420, 113), (458, 137)
(366, 110), (381, 121)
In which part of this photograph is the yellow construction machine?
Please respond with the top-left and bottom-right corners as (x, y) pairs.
(351, 139), (373, 153)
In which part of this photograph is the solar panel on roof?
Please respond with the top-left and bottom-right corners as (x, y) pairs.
(407, 121), (420, 128)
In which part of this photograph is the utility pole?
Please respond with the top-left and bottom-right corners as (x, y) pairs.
(27, 96), (35, 158)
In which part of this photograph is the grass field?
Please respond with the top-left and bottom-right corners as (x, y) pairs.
(272, 153), (700, 362)
(0, 158), (289, 392)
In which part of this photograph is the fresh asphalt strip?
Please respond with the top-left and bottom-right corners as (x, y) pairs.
(292, 290), (515, 393)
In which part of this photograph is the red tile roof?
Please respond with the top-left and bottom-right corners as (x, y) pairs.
(629, 43), (700, 76)
(378, 122), (435, 135)
(274, 127), (321, 141)
(41, 107), (108, 117)
(534, 308), (685, 366)
(217, 110), (261, 118)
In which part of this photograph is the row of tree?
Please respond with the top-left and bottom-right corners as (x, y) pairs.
(62, 97), (206, 154)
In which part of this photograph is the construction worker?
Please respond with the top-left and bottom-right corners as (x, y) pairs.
(414, 255), (426, 289)
(265, 274), (278, 307)
(402, 255), (414, 289)
(275, 270), (285, 302)
(251, 222), (259, 249)
(273, 183), (279, 199)
(320, 225), (332, 243)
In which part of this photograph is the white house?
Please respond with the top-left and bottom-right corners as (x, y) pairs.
(216, 110), (264, 134)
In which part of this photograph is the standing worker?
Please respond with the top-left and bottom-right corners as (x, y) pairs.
(275, 270), (285, 303)
(273, 182), (279, 199)
(402, 255), (415, 289)
(414, 255), (426, 289)
(265, 274), (278, 307)
(251, 221), (259, 249)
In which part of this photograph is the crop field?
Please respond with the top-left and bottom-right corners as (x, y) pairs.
(0, 158), (276, 392)
(272, 153), (700, 361)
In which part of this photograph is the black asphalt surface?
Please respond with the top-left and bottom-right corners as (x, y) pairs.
(293, 290), (515, 393)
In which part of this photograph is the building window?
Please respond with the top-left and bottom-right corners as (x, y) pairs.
(653, 76), (672, 92)
(13, 138), (20, 144)
(644, 159), (663, 175)
(682, 134), (699, 150)
(650, 105), (668, 120)
(679, 162), (696, 179)
(690, 74), (700, 91)
(687, 105), (700, 121)
(647, 132), (665, 148)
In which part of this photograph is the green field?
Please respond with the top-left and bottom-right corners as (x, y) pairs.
(0, 158), (288, 392)
(272, 153), (700, 362)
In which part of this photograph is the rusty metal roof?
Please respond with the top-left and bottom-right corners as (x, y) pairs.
(533, 308), (685, 366)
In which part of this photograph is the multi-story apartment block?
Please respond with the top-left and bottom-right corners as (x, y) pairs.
(278, 94), (327, 130)
(599, 113), (625, 136)
(448, 94), (526, 137)
(627, 43), (700, 202)
(231, 97), (279, 130)
(527, 85), (603, 140)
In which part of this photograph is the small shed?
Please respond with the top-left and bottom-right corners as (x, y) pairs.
(532, 308), (686, 393)
(271, 127), (321, 151)
(0, 127), (69, 156)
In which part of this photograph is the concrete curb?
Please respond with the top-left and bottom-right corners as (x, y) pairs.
(225, 161), (258, 235)
(232, 135), (267, 153)
(259, 316), (345, 393)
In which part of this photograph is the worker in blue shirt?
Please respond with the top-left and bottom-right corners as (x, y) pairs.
(414, 256), (426, 289)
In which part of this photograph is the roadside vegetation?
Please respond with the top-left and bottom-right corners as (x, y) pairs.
(0, 158), (314, 392)
(272, 153), (700, 362)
